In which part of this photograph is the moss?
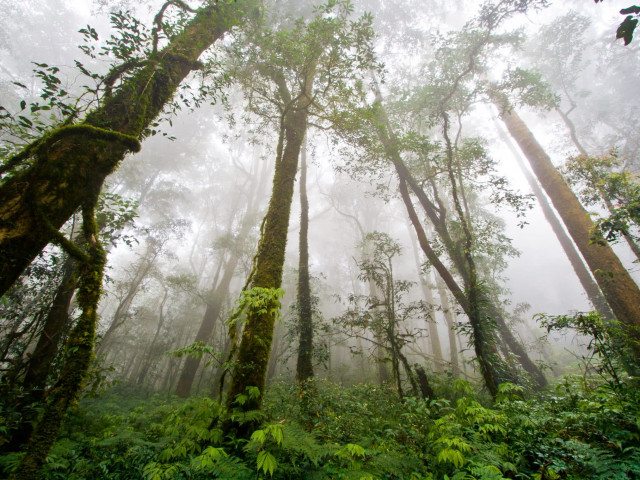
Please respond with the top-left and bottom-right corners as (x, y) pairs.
(226, 108), (307, 424)
(10, 196), (105, 480)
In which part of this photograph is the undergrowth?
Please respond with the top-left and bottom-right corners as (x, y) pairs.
(0, 375), (638, 479)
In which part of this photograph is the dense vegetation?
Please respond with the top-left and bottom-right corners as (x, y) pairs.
(1, 0), (639, 478)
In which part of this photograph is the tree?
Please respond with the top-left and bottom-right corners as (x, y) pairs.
(222, 1), (376, 421)
(296, 139), (315, 386)
(335, 232), (427, 400)
(0, 0), (257, 298)
(175, 153), (270, 397)
(493, 96), (640, 362)
(493, 118), (614, 320)
(10, 193), (105, 480)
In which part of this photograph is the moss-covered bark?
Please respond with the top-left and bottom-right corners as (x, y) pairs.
(0, 0), (256, 297)
(495, 119), (614, 321)
(371, 98), (502, 396)
(226, 107), (308, 414)
(296, 140), (314, 385)
(10, 199), (105, 480)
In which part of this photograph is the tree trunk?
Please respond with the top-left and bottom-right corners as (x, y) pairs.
(11, 200), (106, 480)
(495, 101), (640, 354)
(408, 231), (444, 371)
(435, 273), (460, 378)
(8, 256), (78, 451)
(226, 106), (308, 414)
(0, 0), (256, 297)
(175, 156), (269, 397)
(370, 95), (501, 396)
(136, 287), (169, 386)
(21, 257), (76, 397)
(98, 247), (157, 354)
(174, 271), (232, 397)
(494, 118), (614, 320)
(414, 364), (435, 400)
(296, 139), (314, 385)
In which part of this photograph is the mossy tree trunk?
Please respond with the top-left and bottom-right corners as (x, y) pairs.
(10, 195), (106, 480)
(496, 101), (640, 356)
(296, 139), (314, 386)
(8, 256), (78, 451)
(226, 104), (310, 414)
(22, 256), (76, 397)
(372, 98), (502, 396)
(0, 0), (256, 298)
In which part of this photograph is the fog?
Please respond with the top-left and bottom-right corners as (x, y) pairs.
(2, 0), (639, 405)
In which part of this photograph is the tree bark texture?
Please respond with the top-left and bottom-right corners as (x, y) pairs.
(226, 107), (308, 412)
(0, 1), (256, 297)
(296, 139), (314, 384)
(496, 103), (640, 347)
(495, 118), (614, 320)
(11, 202), (105, 480)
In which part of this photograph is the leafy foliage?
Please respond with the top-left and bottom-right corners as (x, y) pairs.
(3, 371), (636, 479)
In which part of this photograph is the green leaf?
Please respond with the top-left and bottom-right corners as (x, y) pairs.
(617, 15), (638, 45)
(257, 450), (277, 477)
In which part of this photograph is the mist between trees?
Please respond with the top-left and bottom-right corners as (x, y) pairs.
(1, 0), (640, 479)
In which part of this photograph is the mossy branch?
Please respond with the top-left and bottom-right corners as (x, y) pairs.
(152, 0), (198, 55)
(1, 124), (141, 176)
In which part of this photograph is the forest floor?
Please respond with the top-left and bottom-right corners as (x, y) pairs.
(2, 371), (639, 480)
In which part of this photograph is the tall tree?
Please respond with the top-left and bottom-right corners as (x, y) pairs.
(224, 1), (376, 419)
(175, 154), (269, 397)
(10, 191), (105, 480)
(493, 96), (640, 358)
(494, 119), (614, 319)
(296, 139), (314, 385)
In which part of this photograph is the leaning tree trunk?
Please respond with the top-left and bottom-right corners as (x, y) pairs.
(21, 256), (76, 397)
(495, 119), (614, 320)
(296, 139), (314, 385)
(0, 0), (257, 297)
(495, 100), (640, 356)
(10, 197), (105, 480)
(8, 256), (78, 451)
(370, 96), (502, 396)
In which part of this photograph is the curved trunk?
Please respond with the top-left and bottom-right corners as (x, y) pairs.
(0, 1), (256, 297)
(11, 201), (106, 480)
